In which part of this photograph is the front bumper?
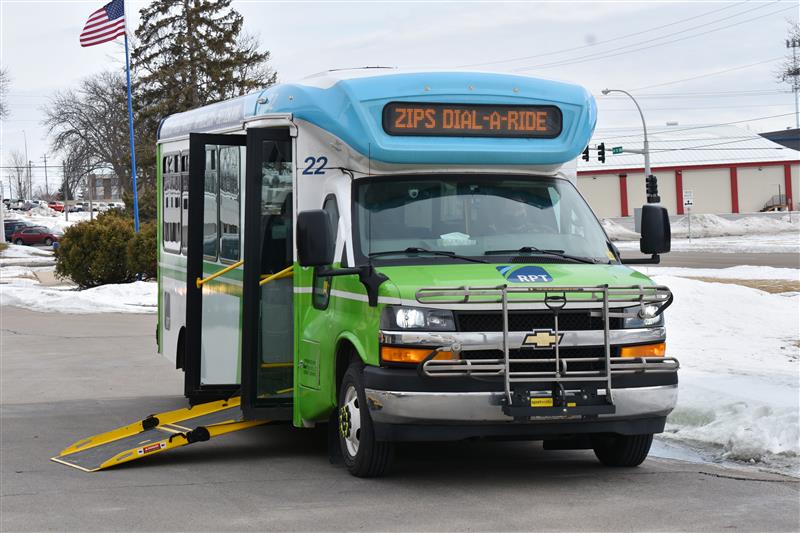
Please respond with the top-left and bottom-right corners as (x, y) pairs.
(363, 366), (677, 441)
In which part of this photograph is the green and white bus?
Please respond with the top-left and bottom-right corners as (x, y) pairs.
(154, 69), (677, 477)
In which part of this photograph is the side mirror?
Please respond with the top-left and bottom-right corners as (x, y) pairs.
(640, 204), (671, 255)
(297, 210), (334, 267)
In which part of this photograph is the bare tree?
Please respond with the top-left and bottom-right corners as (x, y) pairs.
(0, 68), (10, 119)
(43, 71), (133, 194)
(6, 150), (28, 199)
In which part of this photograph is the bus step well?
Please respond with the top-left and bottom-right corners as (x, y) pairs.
(51, 397), (266, 472)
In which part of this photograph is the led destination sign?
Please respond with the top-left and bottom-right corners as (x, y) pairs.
(383, 102), (562, 138)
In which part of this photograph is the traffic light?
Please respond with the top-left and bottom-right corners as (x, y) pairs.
(582, 146), (590, 161)
(597, 143), (606, 163)
(646, 174), (661, 204)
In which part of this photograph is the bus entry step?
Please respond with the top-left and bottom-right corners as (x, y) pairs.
(51, 397), (266, 472)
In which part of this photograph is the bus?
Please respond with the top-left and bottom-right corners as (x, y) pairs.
(54, 69), (677, 477)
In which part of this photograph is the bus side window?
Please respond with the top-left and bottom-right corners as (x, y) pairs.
(312, 195), (339, 310)
(218, 146), (241, 262)
(162, 154), (181, 253)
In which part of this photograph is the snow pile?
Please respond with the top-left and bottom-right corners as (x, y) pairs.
(637, 265), (800, 281)
(0, 280), (157, 314)
(615, 231), (800, 254)
(601, 219), (639, 241)
(671, 213), (799, 238)
(0, 244), (55, 267)
(653, 274), (799, 468)
(25, 205), (59, 217)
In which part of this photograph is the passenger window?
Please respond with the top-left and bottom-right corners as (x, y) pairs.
(203, 148), (219, 259)
(218, 146), (241, 262)
(180, 154), (189, 255)
(313, 195), (339, 310)
(162, 155), (181, 253)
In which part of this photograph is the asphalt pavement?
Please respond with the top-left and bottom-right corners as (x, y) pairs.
(2, 308), (799, 532)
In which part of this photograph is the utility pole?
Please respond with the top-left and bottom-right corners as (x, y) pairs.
(22, 129), (29, 200)
(27, 161), (32, 200)
(42, 153), (49, 198)
(788, 38), (800, 129)
(88, 163), (94, 222)
(62, 162), (69, 222)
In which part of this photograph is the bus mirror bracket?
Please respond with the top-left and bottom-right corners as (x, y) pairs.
(316, 265), (388, 307)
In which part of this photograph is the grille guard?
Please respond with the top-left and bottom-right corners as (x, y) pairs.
(414, 284), (677, 410)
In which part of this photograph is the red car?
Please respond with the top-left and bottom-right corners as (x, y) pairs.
(48, 201), (64, 212)
(10, 226), (59, 246)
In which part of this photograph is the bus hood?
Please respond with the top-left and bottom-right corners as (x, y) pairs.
(377, 262), (655, 303)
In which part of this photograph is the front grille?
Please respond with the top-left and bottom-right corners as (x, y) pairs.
(462, 346), (618, 373)
(455, 311), (621, 332)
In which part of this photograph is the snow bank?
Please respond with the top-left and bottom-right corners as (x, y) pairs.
(636, 265), (800, 281)
(601, 219), (639, 241)
(671, 213), (799, 238)
(615, 231), (800, 254)
(0, 244), (55, 267)
(655, 275), (799, 467)
(0, 280), (157, 314)
(4, 212), (92, 233)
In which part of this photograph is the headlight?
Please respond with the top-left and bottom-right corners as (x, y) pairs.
(622, 304), (665, 328)
(380, 306), (456, 331)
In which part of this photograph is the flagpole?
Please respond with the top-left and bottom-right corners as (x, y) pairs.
(123, 32), (140, 232)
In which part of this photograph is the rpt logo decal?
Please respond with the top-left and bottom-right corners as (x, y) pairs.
(496, 265), (553, 283)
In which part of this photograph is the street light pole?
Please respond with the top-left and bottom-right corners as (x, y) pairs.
(601, 88), (659, 203)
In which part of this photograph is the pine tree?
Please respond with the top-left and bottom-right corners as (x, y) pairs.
(133, 0), (277, 126)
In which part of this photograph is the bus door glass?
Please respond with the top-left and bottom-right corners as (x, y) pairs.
(241, 127), (294, 418)
(185, 133), (246, 402)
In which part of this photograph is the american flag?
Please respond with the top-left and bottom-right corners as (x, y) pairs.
(80, 0), (126, 48)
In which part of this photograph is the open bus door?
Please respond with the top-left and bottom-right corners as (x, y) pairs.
(184, 133), (247, 403)
(241, 128), (294, 420)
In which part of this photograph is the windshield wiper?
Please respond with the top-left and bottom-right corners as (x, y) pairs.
(484, 246), (601, 264)
(369, 247), (486, 263)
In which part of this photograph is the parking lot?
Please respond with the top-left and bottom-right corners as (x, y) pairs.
(2, 307), (798, 532)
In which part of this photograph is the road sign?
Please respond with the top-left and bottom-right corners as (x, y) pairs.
(612, 146), (623, 154)
(683, 190), (694, 208)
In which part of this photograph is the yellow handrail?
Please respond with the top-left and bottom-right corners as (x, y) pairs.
(196, 259), (244, 289)
(259, 265), (294, 286)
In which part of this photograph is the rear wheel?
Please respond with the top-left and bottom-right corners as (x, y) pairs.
(338, 362), (393, 477)
(592, 433), (653, 467)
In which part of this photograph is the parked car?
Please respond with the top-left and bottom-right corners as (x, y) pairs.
(4, 220), (35, 241)
(67, 203), (83, 212)
(10, 226), (59, 246)
(48, 201), (65, 212)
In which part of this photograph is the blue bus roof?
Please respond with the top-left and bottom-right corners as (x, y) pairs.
(158, 70), (597, 166)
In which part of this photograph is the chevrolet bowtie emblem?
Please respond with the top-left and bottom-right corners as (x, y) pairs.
(522, 330), (563, 349)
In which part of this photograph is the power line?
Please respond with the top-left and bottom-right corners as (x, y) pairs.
(597, 112), (797, 140)
(628, 57), (783, 92)
(513, 4), (793, 72)
(455, 0), (749, 68)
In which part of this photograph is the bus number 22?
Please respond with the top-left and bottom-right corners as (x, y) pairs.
(302, 156), (328, 175)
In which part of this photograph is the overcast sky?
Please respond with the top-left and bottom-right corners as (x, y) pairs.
(1, 0), (797, 195)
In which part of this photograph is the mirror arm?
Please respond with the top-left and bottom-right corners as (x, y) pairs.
(315, 265), (389, 307)
(621, 254), (661, 265)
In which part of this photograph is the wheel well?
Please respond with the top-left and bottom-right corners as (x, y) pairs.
(335, 339), (362, 399)
(176, 327), (186, 370)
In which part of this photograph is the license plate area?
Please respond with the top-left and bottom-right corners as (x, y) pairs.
(502, 385), (616, 419)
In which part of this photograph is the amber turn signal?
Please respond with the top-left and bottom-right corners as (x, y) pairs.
(380, 346), (456, 363)
(620, 342), (666, 358)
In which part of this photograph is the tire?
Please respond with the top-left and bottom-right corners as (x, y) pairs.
(14, 239), (23, 245)
(592, 433), (653, 467)
(338, 362), (394, 477)
(44, 238), (53, 246)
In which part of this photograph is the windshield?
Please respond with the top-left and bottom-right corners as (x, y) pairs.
(354, 175), (612, 263)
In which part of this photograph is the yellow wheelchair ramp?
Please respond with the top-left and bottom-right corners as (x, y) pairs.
(51, 397), (266, 472)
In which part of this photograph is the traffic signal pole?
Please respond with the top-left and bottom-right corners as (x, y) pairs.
(601, 88), (659, 203)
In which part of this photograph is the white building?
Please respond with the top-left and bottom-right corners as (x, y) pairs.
(578, 125), (800, 217)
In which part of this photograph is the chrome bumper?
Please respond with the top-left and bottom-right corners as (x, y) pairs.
(365, 385), (678, 424)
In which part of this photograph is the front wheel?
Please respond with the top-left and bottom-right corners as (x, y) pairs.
(338, 363), (394, 477)
(592, 433), (653, 467)
(14, 239), (24, 245)
(44, 238), (53, 246)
